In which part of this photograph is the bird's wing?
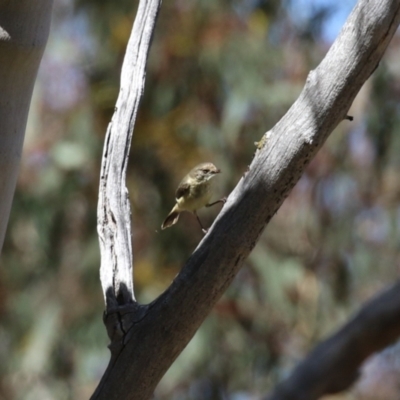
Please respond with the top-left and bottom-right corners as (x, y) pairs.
(175, 182), (190, 200)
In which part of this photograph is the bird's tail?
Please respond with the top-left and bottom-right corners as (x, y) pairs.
(161, 206), (180, 230)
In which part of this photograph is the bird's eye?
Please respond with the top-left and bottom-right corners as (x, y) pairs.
(202, 169), (209, 173)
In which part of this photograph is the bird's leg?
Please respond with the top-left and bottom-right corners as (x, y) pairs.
(193, 211), (208, 234)
(206, 197), (227, 208)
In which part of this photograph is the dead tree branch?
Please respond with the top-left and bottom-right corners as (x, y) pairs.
(97, 0), (161, 307)
(93, 0), (400, 399)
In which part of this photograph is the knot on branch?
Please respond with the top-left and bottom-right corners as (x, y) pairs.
(104, 285), (143, 347)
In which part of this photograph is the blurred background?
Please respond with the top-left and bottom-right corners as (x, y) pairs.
(1, 0), (400, 399)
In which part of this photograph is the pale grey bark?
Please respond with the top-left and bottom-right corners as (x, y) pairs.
(97, 0), (162, 306)
(94, 0), (400, 399)
(0, 0), (53, 253)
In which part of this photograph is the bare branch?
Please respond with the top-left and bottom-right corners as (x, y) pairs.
(97, 0), (161, 306)
(93, 0), (400, 399)
(265, 281), (400, 400)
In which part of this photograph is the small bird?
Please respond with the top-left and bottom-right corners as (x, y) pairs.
(161, 162), (225, 233)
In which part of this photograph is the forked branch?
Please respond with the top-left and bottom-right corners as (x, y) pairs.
(93, 0), (400, 399)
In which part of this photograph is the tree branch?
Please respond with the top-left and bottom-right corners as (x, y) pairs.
(97, 0), (161, 307)
(265, 281), (400, 400)
(93, 0), (400, 399)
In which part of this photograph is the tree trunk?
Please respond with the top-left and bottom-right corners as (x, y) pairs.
(0, 0), (53, 252)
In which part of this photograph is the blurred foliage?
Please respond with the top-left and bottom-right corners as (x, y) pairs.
(1, 0), (400, 399)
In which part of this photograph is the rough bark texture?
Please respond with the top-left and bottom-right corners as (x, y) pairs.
(93, 0), (400, 399)
(265, 281), (400, 400)
(0, 0), (53, 253)
(97, 0), (161, 306)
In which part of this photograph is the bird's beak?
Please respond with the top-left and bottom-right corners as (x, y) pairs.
(215, 169), (221, 174)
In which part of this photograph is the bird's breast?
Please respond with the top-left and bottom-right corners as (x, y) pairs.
(177, 180), (212, 212)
